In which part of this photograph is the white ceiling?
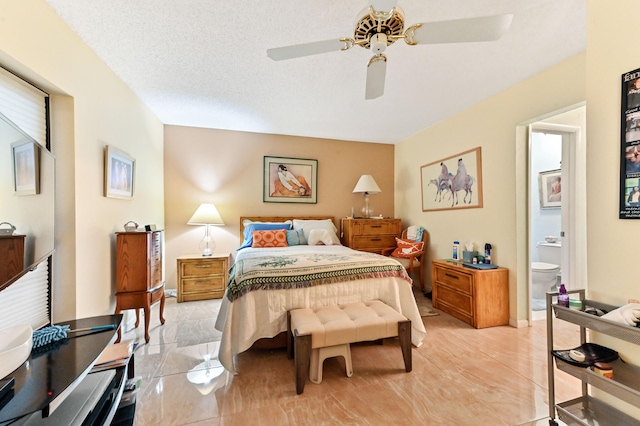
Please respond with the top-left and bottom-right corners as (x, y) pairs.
(44, 0), (586, 144)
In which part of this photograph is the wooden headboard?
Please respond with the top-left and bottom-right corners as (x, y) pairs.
(239, 216), (335, 244)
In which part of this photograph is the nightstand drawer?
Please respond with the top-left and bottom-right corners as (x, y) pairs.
(182, 276), (225, 293)
(181, 260), (225, 277)
(436, 285), (473, 316)
(360, 222), (399, 235)
(434, 268), (472, 294)
(353, 235), (397, 250)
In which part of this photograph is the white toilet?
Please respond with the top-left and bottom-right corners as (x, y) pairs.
(531, 242), (561, 300)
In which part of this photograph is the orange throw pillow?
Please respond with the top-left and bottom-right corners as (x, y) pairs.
(252, 229), (288, 248)
(391, 237), (424, 258)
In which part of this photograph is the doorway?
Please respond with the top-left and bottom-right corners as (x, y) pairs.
(516, 106), (587, 324)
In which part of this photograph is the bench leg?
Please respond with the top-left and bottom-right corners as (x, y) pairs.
(294, 332), (312, 395)
(287, 311), (293, 360)
(398, 320), (412, 372)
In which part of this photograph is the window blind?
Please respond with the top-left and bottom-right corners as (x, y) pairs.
(0, 67), (50, 329)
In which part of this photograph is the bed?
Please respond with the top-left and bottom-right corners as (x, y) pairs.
(214, 216), (427, 374)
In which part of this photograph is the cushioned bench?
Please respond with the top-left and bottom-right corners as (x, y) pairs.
(287, 300), (412, 394)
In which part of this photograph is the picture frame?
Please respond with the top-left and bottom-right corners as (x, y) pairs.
(420, 147), (483, 212)
(263, 156), (317, 203)
(539, 169), (562, 209)
(620, 67), (640, 218)
(11, 140), (40, 195)
(104, 145), (135, 199)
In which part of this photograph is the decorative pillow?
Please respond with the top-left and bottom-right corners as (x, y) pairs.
(307, 228), (341, 246)
(292, 219), (339, 241)
(251, 230), (288, 248)
(239, 222), (291, 249)
(286, 229), (307, 246)
(391, 237), (424, 258)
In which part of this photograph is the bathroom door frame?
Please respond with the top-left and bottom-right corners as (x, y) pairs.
(516, 105), (587, 326)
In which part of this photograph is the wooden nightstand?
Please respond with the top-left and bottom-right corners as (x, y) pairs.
(177, 253), (230, 302)
(340, 218), (401, 254)
(431, 259), (509, 329)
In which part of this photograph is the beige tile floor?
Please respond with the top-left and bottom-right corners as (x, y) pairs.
(122, 292), (582, 425)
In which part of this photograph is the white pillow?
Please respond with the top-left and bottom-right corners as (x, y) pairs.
(307, 228), (341, 245)
(292, 219), (338, 241)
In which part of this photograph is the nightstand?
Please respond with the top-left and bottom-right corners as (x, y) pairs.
(177, 253), (230, 302)
(340, 218), (401, 254)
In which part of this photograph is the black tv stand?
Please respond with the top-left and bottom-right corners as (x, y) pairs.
(0, 315), (131, 425)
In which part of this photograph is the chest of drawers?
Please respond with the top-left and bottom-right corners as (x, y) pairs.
(431, 259), (509, 329)
(177, 253), (230, 302)
(340, 218), (401, 254)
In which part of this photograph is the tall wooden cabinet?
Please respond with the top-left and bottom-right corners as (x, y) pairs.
(115, 231), (165, 343)
(432, 259), (509, 329)
(340, 218), (401, 254)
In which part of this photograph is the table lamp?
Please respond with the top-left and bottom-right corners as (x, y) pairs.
(352, 175), (381, 218)
(187, 203), (225, 256)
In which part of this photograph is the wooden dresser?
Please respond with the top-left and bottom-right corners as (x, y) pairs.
(115, 230), (165, 343)
(432, 259), (509, 329)
(177, 253), (230, 302)
(341, 218), (401, 254)
(0, 235), (25, 285)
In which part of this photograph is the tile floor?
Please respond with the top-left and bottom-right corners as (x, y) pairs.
(122, 291), (582, 425)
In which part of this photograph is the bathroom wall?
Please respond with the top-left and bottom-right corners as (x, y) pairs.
(529, 132), (562, 261)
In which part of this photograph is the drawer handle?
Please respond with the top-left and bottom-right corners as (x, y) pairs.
(194, 280), (210, 285)
(370, 238), (382, 241)
(444, 273), (459, 280)
(370, 225), (382, 228)
(195, 265), (212, 269)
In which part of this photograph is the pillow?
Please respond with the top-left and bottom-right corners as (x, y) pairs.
(242, 219), (293, 228)
(391, 237), (424, 258)
(292, 219), (339, 241)
(239, 222), (291, 249)
(251, 229), (288, 248)
(286, 229), (307, 246)
(307, 228), (341, 246)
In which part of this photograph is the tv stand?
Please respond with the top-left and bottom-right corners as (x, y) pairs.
(0, 315), (131, 425)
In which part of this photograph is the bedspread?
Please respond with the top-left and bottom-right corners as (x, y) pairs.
(214, 245), (427, 374)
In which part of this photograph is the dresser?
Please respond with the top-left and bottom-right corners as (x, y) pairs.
(431, 259), (509, 329)
(0, 235), (24, 285)
(115, 231), (165, 343)
(340, 218), (401, 254)
(177, 253), (230, 302)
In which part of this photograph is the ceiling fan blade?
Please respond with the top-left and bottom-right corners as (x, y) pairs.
(369, 0), (397, 12)
(365, 55), (387, 100)
(410, 14), (514, 44)
(267, 39), (347, 61)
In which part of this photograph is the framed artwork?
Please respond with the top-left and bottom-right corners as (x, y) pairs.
(420, 147), (483, 212)
(263, 156), (317, 203)
(620, 67), (640, 218)
(539, 169), (562, 209)
(104, 145), (135, 199)
(11, 140), (40, 195)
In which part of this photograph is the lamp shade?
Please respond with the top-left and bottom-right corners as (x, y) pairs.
(187, 203), (225, 225)
(352, 175), (381, 194)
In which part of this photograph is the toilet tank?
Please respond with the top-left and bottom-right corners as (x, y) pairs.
(537, 242), (561, 265)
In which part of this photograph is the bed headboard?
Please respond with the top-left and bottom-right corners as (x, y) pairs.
(239, 216), (335, 244)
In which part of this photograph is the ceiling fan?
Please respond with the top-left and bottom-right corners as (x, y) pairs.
(267, 0), (513, 100)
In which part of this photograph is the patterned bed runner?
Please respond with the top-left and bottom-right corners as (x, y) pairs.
(227, 251), (411, 301)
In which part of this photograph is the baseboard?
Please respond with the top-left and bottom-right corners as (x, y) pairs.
(510, 318), (530, 328)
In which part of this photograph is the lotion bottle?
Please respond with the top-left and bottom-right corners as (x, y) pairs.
(453, 241), (459, 261)
(558, 284), (569, 308)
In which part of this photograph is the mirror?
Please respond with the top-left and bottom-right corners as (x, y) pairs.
(0, 112), (54, 290)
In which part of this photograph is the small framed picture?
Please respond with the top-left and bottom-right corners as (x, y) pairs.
(11, 140), (40, 195)
(263, 156), (317, 203)
(539, 169), (561, 209)
(104, 145), (135, 199)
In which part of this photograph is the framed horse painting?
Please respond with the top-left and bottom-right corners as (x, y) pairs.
(420, 147), (483, 212)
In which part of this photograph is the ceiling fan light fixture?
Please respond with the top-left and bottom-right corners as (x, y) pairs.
(370, 33), (388, 53)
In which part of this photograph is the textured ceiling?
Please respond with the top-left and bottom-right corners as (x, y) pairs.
(44, 0), (586, 144)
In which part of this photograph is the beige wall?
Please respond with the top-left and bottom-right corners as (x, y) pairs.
(395, 53), (586, 324)
(163, 125), (395, 289)
(0, 0), (165, 320)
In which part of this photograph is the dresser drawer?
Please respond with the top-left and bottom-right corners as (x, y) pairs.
(181, 260), (225, 277)
(434, 267), (473, 295)
(182, 276), (225, 293)
(436, 285), (473, 317)
(360, 222), (400, 235)
(353, 235), (397, 250)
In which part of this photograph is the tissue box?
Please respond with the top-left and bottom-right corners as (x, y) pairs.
(462, 251), (478, 263)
